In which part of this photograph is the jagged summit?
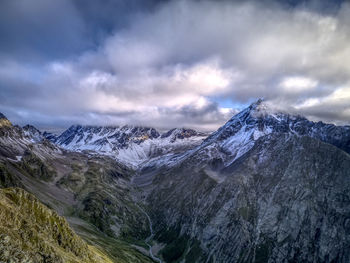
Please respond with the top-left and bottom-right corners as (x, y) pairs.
(225, 98), (291, 125)
(247, 97), (266, 111)
(211, 99), (348, 143)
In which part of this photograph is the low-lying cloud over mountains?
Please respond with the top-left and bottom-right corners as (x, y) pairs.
(0, 0), (349, 130)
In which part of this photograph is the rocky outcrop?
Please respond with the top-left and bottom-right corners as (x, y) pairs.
(0, 113), (12, 128)
(161, 128), (205, 142)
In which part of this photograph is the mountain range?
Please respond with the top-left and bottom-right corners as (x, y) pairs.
(0, 99), (349, 262)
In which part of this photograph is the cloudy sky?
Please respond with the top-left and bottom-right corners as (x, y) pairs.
(0, 0), (349, 132)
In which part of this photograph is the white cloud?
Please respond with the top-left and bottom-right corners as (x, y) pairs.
(295, 98), (321, 109)
(279, 76), (318, 93)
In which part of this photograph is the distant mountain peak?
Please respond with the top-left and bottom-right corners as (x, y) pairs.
(251, 97), (264, 108)
(22, 124), (41, 133)
(43, 124), (207, 167)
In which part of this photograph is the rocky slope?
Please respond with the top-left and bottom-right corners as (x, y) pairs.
(144, 134), (350, 262)
(0, 187), (113, 263)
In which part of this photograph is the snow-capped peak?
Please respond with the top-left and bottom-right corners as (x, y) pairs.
(185, 99), (350, 167)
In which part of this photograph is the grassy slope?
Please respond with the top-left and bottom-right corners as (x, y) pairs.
(0, 187), (113, 263)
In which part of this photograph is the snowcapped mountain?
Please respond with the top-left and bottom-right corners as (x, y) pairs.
(160, 99), (350, 168)
(208, 99), (350, 150)
(46, 125), (208, 166)
(49, 99), (349, 170)
(51, 125), (160, 149)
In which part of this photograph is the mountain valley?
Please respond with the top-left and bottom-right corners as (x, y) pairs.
(0, 100), (349, 262)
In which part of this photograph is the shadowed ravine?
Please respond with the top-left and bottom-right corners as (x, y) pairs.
(136, 203), (163, 263)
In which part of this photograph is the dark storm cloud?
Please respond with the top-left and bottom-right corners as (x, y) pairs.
(0, 0), (168, 61)
(0, 0), (349, 130)
(0, 0), (84, 61)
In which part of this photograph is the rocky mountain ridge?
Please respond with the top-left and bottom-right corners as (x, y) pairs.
(44, 125), (208, 167)
(207, 99), (350, 154)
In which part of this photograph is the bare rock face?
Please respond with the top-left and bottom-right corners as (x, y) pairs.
(0, 187), (113, 263)
(146, 134), (350, 263)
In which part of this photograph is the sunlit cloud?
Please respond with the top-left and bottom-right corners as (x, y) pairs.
(279, 76), (318, 93)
